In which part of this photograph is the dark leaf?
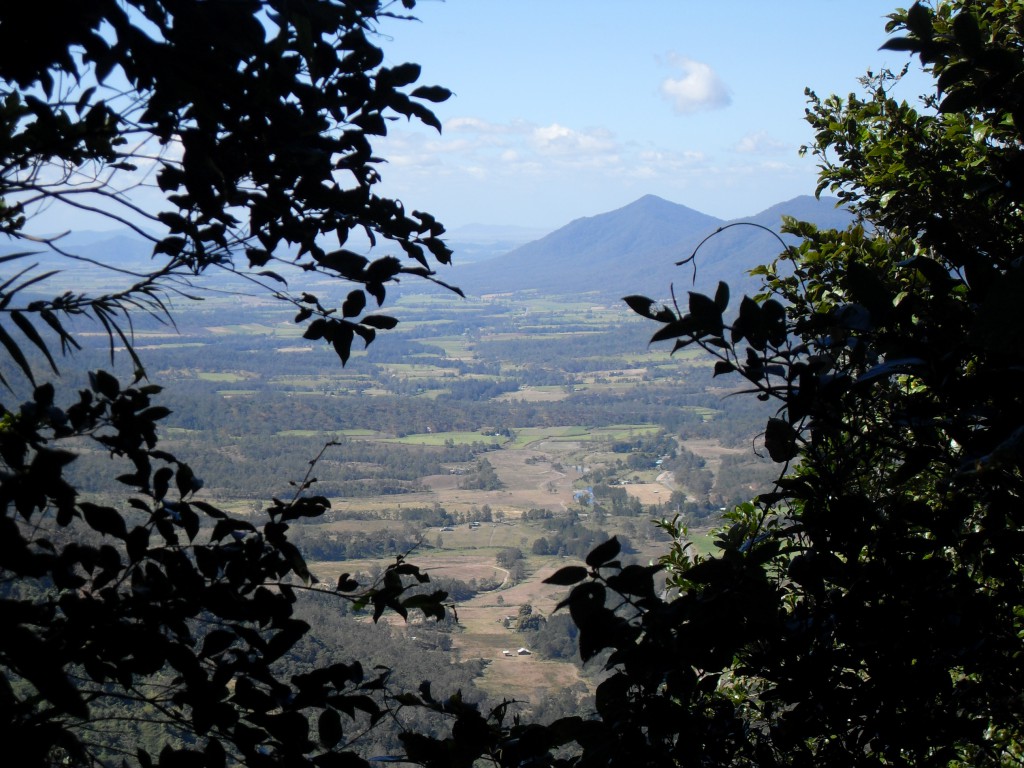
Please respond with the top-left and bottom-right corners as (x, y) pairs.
(258, 270), (287, 285)
(382, 62), (421, 87)
(688, 292), (724, 335)
(411, 84), (452, 103)
(90, 370), (120, 399)
(650, 319), (694, 343)
(318, 708), (343, 748)
(359, 315), (399, 330)
(764, 417), (799, 463)
(543, 566), (589, 586)
(606, 564), (660, 598)
(200, 630), (236, 659)
(10, 310), (58, 374)
(153, 467), (173, 502)
(304, 319), (329, 341)
(624, 295), (662, 320)
(126, 525), (149, 562)
(81, 503), (128, 539)
(714, 280), (730, 311)
(342, 290), (366, 319)
(0, 321), (36, 384)
(585, 536), (621, 568)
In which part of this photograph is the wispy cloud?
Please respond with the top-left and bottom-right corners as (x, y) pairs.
(447, 117), (523, 135)
(733, 131), (787, 154)
(379, 117), (724, 189)
(383, 119), (620, 174)
(530, 123), (617, 158)
(659, 54), (731, 114)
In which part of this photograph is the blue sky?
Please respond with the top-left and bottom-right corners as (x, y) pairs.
(19, 1), (929, 239)
(374, 0), (929, 231)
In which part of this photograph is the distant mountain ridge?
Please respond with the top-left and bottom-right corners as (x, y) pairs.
(449, 194), (853, 300)
(6, 195), (853, 302)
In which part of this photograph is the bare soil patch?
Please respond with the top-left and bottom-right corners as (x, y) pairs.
(681, 438), (749, 477)
(623, 482), (669, 505)
(308, 550), (591, 702)
(452, 559), (590, 702)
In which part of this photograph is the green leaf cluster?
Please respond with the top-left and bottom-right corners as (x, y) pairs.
(0, 0), (457, 372)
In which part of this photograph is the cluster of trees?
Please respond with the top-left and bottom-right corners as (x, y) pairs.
(495, 547), (526, 583)
(662, 445), (714, 500)
(530, 516), (634, 561)
(457, 457), (503, 491)
(589, 484), (645, 516)
(708, 451), (779, 509)
(156, 371), (757, 438)
(3, 1), (1023, 767)
(288, 523), (424, 564)
(68, 435), (468, 499)
(609, 430), (676, 459)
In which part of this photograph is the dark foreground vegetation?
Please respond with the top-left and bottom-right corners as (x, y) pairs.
(2, 1), (1023, 767)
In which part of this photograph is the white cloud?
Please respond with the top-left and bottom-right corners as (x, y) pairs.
(447, 117), (527, 135)
(733, 131), (787, 154)
(530, 123), (617, 157)
(660, 54), (731, 114)
(380, 116), (722, 188)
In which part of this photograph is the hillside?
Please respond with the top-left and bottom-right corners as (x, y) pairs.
(450, 194), (852, 300)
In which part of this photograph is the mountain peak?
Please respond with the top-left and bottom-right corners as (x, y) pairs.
(453, 194), (849, 299)
(589, 194), (717, 221)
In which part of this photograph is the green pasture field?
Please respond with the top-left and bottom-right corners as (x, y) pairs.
(427, 338), (475, 357)
(207, 323), (285, 336)
(135, 342), (208, 350)
(383, 431), (507, 447)
(516, 297), (610, 313)
(590, 424), (663, 440)
(376, 363), (457, 378)
(505, 427), (560, 448)
(683, 406), (721, 421)
(197, 372), (253, 383)
(537, 427), (615, 444)
(685, 528), (718, 556)
(617, 348), (705, 364)
(504, 426), (591, 448)
(275, 429), (348, 438)
(570, 381), (638, 395)
(266, 374), (375, 391)
(507, 424), (657, 448)
(430, 523), (528, 552)
(511, 327), (608, 337)
(391, 319), (456, 332)
(495, 386), (568, 404)
(413, 389), (446, 399)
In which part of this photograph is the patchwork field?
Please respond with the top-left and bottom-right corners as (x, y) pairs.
(302, 422), (701, 702)
(63, 287), (762, 708)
